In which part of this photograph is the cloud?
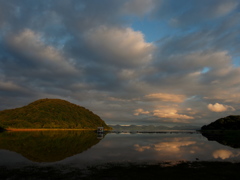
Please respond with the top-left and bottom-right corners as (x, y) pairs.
(134, 109), (150, 116)
(156, 0), (239, 27)
(145, 93), (185, 103)
(84, 26), (155, 67)
(213, 150), (234, 160)
(0, 0), (240, 126)
(208, 103), (235, 112)
(6, 29), (77, 75)
(153, 141), (196, 152)
(158, 49), (231, 71)
(122, 0), (155, 16)
(204, 92), (240, 103)
(0, 80), (23, 91)
(213, 1), (238, 17)
(134, 106), (194, 123)
(134, 140), (196, 152)
(134, 144), (151, 152)
(152, 109), (194, 121)
(146, 50), (240, 107)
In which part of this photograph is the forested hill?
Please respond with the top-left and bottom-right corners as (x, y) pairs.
(0, 99), (111, 130)
(201, 115), (240, 130)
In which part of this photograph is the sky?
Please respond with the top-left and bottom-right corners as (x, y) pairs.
(0, 0), (240, 127)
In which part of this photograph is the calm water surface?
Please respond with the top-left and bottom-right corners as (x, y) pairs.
(0, 130), (240, 168)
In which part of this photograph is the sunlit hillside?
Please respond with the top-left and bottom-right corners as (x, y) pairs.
(0, 99), (111, 130)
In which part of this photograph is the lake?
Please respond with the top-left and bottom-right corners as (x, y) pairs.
(0, 130), (240, 169)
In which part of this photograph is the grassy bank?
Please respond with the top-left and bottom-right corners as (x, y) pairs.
(1, 161), (240, 180)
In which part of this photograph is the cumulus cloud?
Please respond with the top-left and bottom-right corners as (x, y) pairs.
(134, 107), (194, 123)
(213, 150), (234, 160)
(84, 26), (155, 67)
(134, 108), (150, 116)
(145, 93), (185, 103)
(6, 29), (77, 74)
(208, 103), (235, 112)
(0, 0), (240, 126)
(134, 144), (151, 152)
(152, 109), (194, 121)
(134, 140), (196, 152)
(153, 141), (196, 152)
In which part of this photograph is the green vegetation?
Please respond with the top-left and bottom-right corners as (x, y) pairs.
(1, 162), (240, 180)
(0, 130), (102, 162)
(201, 115), (240, 130)
(0, 98), (111, 129)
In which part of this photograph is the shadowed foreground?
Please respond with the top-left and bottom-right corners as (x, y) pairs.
(0, 161), (240, 180)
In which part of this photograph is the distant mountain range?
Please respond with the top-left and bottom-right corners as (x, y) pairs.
(0, 98), (111, 130)
(109, 124), (200, 131)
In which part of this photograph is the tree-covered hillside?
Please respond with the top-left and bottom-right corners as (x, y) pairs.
(201, 115), (240, 130)
(0, 99), (111, 129)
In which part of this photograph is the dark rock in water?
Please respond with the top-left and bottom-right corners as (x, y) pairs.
(201, 115), (240, 130)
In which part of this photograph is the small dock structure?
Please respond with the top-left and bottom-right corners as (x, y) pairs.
(97, 127), (104, 133)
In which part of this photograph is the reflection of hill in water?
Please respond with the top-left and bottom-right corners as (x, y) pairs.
(201, 131), (240, 148)
(0, 130), (102, 162)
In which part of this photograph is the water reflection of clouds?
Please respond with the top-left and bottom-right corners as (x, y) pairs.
(134, 144), (151, 152)
(134, 138), (197, 161)
(2, 133), (240, 168)
(135, 141), (196, 153)
(213, 150), (240, 160)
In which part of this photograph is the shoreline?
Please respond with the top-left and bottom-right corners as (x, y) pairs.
(5, 128), (96, 131)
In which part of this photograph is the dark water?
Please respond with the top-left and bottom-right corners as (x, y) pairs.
(0, 130), (240, 168)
